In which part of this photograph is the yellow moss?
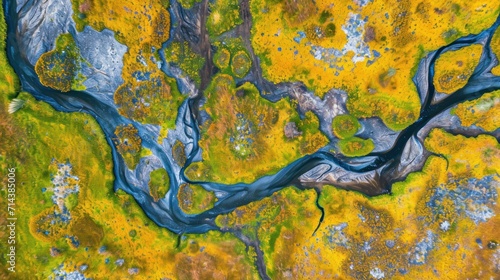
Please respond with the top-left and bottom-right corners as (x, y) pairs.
(452, 90), (500, 131)
(34, 34), (86, 92)
(175, 232), (259, 279)
(286, 128), (500, 279)
(29, 207), (70, 243)
(113, 124), (143, 169)
(491, 27), (500, 75)
(424, 128), (500, 178)
(251, 0), (499, 129)
(433, 44), (483, 94)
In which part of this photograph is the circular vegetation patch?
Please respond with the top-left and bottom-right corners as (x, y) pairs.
(332, 114), (361, 139)
(324, 23), (336, 37)
(231, 50), (252, 78)
(338, 137), (375, 157)
(214, 47), (231, 70)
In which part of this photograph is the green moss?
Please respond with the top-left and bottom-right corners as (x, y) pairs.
(214, 47), (231, 70)
(207, 0), (242, 37)
(66, 193), (79, 210)
(178, 0), (202, 9)
(346, 88), (419, 131)
(231, 50), (252, 78)
(319, 10), (332, 24)
(324, 23), (336, 37)
(191, 74), (328, 183)
(409, 45), (426, 80)
(149, 168), (170, 201)
(332, 114), (361, 139)
(70, 0), (90, 32)
(338, 137), (375, 157)
(213, 38), (252, 79)
(0, 89), (115, 277)
(164, 41), (205, 86)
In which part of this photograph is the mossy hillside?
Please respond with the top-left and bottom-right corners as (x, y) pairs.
(0, 90), (115, 278)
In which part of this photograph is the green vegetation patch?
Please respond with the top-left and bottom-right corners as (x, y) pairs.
(319, 10), (332, 24)
(178, 183), (217, 214)
(213, 39), (252, 79)
(149, 168), (170, 201)
(338, 137), (375, 157)
(231, 50), (252, 78)
(185, 75), (328, 184)
(35, 33), (87, 92)
(324, 23), (336, 37)
(177, 0), (202, 9)
(164, 41), (205, 86)
(346, 86), (419, 131)
(207, 0), (242, 37)
(332, 114), (361, 139)
(213, 47), (231, 70)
